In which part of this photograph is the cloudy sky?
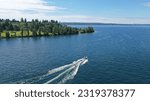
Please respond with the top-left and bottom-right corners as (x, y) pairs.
(0, 0), (150, 24)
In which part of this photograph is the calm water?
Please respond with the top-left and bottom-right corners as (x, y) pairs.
(0, 25), (150, 84)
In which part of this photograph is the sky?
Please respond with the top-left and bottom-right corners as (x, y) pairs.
(0, 0), (150, 24)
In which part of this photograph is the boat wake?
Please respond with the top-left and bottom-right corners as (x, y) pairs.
(15, 57), (88, 84)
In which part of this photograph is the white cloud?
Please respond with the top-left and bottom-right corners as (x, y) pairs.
(0, 0), (150, 24)
(143, 2), (150, 7)
(0, 0), (65, 11)
(0, 0), (65, 17)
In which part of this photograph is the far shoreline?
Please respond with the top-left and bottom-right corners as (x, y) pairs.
(63, 22), (150, 26)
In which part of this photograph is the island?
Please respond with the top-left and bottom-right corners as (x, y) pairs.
(0, 18), (94, 38)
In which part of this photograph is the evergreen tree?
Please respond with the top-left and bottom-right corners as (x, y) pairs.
(21, 18), (24, 22)
(0, 23), (2, 37)
(6, 31), (10, 38)
(24, 18), (27, 23)
(32, 29), (37, 36)
(27, 29), (30, 37)
(21, 28), (23, 37)
(0, 18), (94, 38)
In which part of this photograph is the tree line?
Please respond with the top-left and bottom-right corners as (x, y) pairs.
(0, 18), (94, 38)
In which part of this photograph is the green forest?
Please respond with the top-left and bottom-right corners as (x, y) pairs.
(0, 18), (94, 38)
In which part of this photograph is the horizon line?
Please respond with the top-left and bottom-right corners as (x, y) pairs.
(1, 18), (150, 25)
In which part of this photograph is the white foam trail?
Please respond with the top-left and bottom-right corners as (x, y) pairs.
(60, 59), (88, 84)
(45, 57), (88, 84)
(44, 65), (77, 84)
(16, 62), (75, 84)
(81, 59), (88, 65)
(58, 63), (80, 84)
(15, 57), (88, 84)
(47, 64), (73, 75)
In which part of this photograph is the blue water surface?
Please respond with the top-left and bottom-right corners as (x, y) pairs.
(0, 25), (150, 84)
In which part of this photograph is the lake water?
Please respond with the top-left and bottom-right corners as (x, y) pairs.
(0, 25), (150, 84)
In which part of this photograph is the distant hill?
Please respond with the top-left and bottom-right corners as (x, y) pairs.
(63, 22), (150, 26)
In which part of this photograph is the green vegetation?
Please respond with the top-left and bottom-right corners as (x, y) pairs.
(79, 27), (95, 33)
(0, 18), (94, 38)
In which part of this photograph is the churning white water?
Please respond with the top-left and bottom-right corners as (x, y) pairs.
(16, 57), (88, 84)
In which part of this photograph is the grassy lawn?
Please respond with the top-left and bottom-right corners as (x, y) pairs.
(1, 32), (6, 37)
(0, 31), (54, 38)
(1, 31), (33, 38)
